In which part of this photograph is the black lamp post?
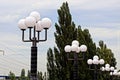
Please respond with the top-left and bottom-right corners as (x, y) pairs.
(64, 40), (87, 80)
(18, 11), (52, 80)
(87, 55), (105, 80)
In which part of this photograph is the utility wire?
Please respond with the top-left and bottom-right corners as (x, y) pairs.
(0, 56), (29, 68)
(0, 41), (46, 67)
(0, 61), (20, 71)
(0, 40), (47, 74)
(0, 42), (30, 66)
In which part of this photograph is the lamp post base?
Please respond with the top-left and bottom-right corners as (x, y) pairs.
(31, 46), (37, 80)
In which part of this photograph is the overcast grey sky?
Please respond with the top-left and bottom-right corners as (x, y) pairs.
(0, 0), (119, 76)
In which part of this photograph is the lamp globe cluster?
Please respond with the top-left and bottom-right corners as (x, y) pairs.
(101, 64), (115, 72)
(64, 40), (87, 53)
(87, 55), (105, 65)
(18, 11), (52, 31)
(110, 69), (120, 76)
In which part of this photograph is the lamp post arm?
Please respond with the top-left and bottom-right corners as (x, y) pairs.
(33, 27), (36, 39)
(22, 30), (31, 42)
(29, 28), (32, 40)
(37, 29), (48, 42)
(37, 31), (40, 41)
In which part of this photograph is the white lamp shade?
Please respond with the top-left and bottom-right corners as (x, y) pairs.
(105, 67), (110, 71)
(110, 72), (113, 75)
(105, 64), (110, 67)
(18, 19), (27, 30)
(113, 71), (117, 76)
(36, 21), (43, 31)
(113, 70), (118, 75)
(110, 67), (115, 71)
(101, 67), (105, 71)
(93, 55), (99, 60)
(114, 69), (118, 73)
(99, 59), (105, 65)
(25, 16), (36, 27)
(30, 11), (40, 22)
(41, 18), (52, 29)
(72, 40), (79, 46)
(64, 45), (71, 52)
(76, 47), (81, 53)
(113, 71), (118, 76)
(93, 59), (99, 65)
(87, 59), (93, 65)
(79, 45), (87, 52)
(71, 44), (78, 52)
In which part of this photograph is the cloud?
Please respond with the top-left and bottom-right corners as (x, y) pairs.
(0, 0), (119, 75)
(0, 0), (120, 24)
(83, 26), (119, 40)
(0, 14), (20, 23)
(66, 0), (120, 10)
(1, 0), (120, 12)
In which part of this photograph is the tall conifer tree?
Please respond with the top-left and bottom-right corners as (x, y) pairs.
(47, 2), (77, 80)
(47, 2), (116, 80)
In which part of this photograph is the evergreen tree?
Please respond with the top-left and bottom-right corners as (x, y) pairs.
(9, 71), (16, 80)
(47, 2), (77, 80)
(47, 2), (117, 80)
(97, 40), (116, 66)
(19, 69), (26, 80)
(37, 71), (47, 80)
(43, 72), (47, 80)
(37, 71), (44, 80)
(27, 70), (31, 80)
(47, 48), (57, 80)
(96, 40), (117, 80)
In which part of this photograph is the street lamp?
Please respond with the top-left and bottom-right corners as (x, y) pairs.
(101, 64), (115, 80)
(64, 40), (87, 80)
(110, 69), (120, 80)
(18, 11), (52, 80)
(87, 55), (105, 80)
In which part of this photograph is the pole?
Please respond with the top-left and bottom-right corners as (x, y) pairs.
(94, 65), (97, 80)
(31, 46), (37, 80)
(30, 34), (37, 80)
(73, 53), (78, 80)
(19, 12), (51, 80)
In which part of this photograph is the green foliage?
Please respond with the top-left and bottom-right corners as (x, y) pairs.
(47, 1), (117, 80)
(47, 48), (57, 80)
(47, 2), (95, 80)
(19, 69), (26, 80)
(47, 2), (78, 80)
(37, 72), (47, 80)
(9, 71), (16, 80)
(96, 40), (117, 80)
(97, 40), (116, 66)
(17, 69), (46, 80)
(38, 72), (43, 80)
(26, 70), (30, 80)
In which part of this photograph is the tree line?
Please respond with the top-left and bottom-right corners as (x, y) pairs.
(9, 69), (46, 80)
